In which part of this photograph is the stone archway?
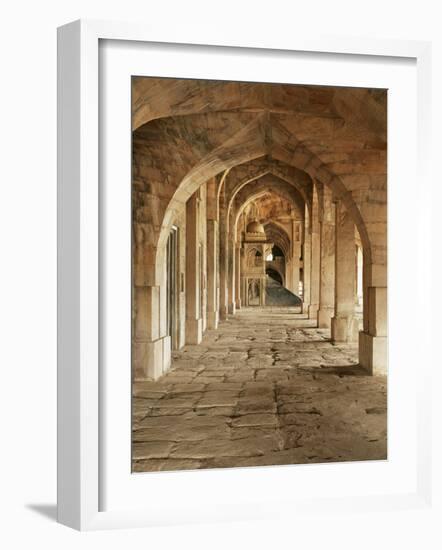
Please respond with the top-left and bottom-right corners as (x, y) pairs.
(132, 79), (386, 379)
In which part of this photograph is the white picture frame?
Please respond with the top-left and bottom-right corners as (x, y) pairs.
(57, 19), (433, 531)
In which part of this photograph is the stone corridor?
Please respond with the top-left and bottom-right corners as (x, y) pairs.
(132, 307), (387, 472)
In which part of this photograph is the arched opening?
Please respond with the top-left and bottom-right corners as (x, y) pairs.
(272, 245), (284, 258)
(131, 76), (387, 474)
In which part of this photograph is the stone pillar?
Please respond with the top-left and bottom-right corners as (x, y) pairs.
(206, 219), (219, 329)
(318, 188), (335, 328)
(200, 185), (207, 335)
(186, 192), (203, 344)
(235, 244), (241, 309)
(291, 219), (300, 295)
(219, 201), (228, 320)
(285, 259), (292, 291)
(309, 232), (320, 319)
(309, 184), (321, 320)
(356, 246), (363, 307)
(240, 248), (246, 305)
(260, 276), (266, 306)
(359, 282), (387, 375)
(302, 214), (312, 313)
(132, 238), (172, 381)
(357, 171), (387, 374)
(227, 236), (236, 315)
(331, 201), (358, 342)
(133, 285), (164, 380)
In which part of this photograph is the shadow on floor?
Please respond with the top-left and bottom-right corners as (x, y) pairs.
(315, 365), (369, 376)
(25, 503), (57, 522)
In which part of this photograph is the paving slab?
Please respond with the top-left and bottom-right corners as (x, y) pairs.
(132, 307), (387, 472)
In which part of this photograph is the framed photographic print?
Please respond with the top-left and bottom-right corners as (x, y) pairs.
(57, 20), (432, 530)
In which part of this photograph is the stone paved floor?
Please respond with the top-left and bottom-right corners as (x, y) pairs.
(132, 307), (387, 472)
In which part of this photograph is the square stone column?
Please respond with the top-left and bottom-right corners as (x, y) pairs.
(359, 286), (387, 375)
(302, 225), (311, 314)
(206, 219), (219, 329)
(240, 248), (246, 305)
(309, 229), (320, 319)
(309, 186), (321, 320)
(260, 276), (266, 306)
(227, 237), (236, 315)
(218, 191), (228, 320)
(219, 237), (228, 320)
(133, 285), (171, 380)
(291, 243), (301, 295)
(318, 191), (335, 328)
(290, 220), (301, 295)
(186, 192), (203, 344)
(331, 201), (358, 342)
(235, 245), (241, 309)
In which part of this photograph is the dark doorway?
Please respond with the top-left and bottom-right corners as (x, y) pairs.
(272, 245), (284, 258)
(166, 227), (179, 350)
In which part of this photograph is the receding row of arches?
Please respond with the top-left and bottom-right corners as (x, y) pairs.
(131, 78), (387, 381)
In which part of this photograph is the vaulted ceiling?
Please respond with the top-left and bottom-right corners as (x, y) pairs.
(133, 78), (386, 195)
(132, 77), (387, 266)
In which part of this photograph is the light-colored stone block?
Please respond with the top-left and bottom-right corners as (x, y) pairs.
(162, 335), (172, 374)
(186, 318), (203, 345)
(368, 286), (387, 337)
(318, 306), (333, 328)
(331, 316), (359, 342)
(359, 331), (387, 375)
(134, 339), (164, 381)
(134, 286), (160, 341)
(207, 310), (219, 330)
(308, 303), (319, 320)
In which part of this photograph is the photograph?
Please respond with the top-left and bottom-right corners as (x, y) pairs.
(3, 0), (437, 543)
(131, 77), (388, 472)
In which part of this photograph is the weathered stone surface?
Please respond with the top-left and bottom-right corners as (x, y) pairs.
(171, 435), (280, 460)
(197, 390), (240, 407)
(133, 422), (230, 442)
(133, 84), (387, 376)
(132, 441), (174, 460)
(236, 398), (277, 414)
(133, 459), (202, 472)
(132, 307), (387, 472)
(231, 413), (279, 428)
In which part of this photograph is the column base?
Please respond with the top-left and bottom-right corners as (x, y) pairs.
(228, 302), (236, 315)
(133, 337), (170, 381)
(331, 316), (359, 343)
(318, 306), (334, 328)
(302, 302), (310, 315)
(186, 318), (203, 345)
(219, 306), (228, 320)
(359, 331), (387, 375)
(235, 298), (241, 309)
(207, 310), (219, 330)
(162, 335), (172, 373)
(308, 303), (319, 320)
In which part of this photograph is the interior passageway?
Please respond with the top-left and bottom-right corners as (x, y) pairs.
(131, 78), (388, 471)
(132, 307), (387, 472)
